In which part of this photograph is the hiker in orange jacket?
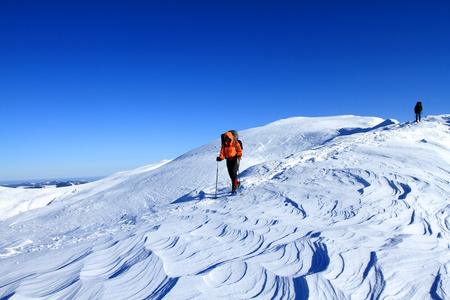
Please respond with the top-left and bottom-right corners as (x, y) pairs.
(217, 131), (243, 194)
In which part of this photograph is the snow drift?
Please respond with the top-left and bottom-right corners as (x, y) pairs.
(1, 115), (449, 299)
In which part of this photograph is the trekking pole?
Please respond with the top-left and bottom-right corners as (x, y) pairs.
(215, 161), (219, 199)
(237, 159), (241, 188)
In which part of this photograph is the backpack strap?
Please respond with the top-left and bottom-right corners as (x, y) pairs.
(238, 139), (243, 150)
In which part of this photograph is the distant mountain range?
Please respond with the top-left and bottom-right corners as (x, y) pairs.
(1, 178), (100, 189)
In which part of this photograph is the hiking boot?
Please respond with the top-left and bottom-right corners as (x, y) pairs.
(232, 186), (237, 194)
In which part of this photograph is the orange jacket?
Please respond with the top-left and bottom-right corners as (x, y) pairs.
(219, 131), (242, 160)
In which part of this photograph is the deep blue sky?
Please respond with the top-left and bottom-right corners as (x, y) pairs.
(1, 1), (449, 182)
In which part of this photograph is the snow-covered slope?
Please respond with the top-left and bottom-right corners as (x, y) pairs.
(1, 115), (449, 299)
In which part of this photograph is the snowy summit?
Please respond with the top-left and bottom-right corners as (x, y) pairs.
(1, 115), (450, 299)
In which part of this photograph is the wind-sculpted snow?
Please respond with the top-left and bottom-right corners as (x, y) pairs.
(1, 115), (450, 299)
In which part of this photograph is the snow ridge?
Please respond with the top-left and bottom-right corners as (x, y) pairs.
(1, 115), (450, 299)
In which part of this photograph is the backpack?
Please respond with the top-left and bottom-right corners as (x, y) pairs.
(221, 130), (243, 150)
(415, 102), (423, 113)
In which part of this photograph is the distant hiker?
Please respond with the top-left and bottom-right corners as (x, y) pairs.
(414, 102), (423, 122)
(217, 130), (243, 194)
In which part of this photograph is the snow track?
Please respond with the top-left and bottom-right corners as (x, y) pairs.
(1, 115), (449, 299)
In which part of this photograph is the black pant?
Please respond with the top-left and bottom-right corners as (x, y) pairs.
(226, 158), (240, 187)
(416, 112), (421, 122)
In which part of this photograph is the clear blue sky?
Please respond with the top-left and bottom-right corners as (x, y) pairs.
(1, 1), (449, 182)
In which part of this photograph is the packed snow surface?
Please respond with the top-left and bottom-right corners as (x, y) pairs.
(1, 115), (450, 299)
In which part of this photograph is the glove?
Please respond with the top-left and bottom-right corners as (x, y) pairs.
(237, 154), (242, 159)
(216, 157), (223, 162)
